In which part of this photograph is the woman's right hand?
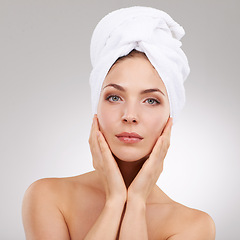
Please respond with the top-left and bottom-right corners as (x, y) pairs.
(88, 115), (127, 204)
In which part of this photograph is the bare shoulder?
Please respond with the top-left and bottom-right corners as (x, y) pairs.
(24, 177), (66, 198)
(22, 172), (97, 240)
(23, 175), (80, 206)
(166, 201), (216, 239)
(23, 171), (99, 202)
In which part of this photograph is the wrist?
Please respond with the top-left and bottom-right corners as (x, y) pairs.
(127, 195), (146, 209)
(125, 198), (146, 218)
(127, 190), (147, 204)
(105, 196), (126, 209)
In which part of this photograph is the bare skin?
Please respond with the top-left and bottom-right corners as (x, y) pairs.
(22, 118), (215, 240)
(22, 165), (215, 239)
(22, 52), (215, 240)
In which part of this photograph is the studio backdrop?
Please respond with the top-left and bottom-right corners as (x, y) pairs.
(0, 0), (239, 239)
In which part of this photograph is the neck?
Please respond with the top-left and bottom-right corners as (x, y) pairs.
(114, 155), (148, 188)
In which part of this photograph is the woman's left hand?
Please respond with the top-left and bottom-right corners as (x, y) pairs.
(127, 117), (173, 203)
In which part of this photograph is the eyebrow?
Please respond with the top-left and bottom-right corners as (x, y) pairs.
(103, 83), (165, 96)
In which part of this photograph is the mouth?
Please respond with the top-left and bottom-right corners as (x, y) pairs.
(115, 132), (143, 144)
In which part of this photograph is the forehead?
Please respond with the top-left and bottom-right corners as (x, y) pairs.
(103, 54), (167, 93)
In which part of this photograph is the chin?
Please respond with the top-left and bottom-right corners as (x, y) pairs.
(111, 148), (150, 162)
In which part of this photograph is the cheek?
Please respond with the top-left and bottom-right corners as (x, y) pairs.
(144, 112), (169, 143)
(97, 107), (108, 132)
(97, 101), (116, 134)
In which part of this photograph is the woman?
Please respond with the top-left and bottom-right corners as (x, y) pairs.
(22, 6), (215, 240)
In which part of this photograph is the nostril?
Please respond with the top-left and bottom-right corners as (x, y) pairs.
(122, 116), (138, 123)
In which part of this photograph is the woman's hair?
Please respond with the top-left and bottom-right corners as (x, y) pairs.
(110, 49), (147, 70)
(116, 49), (146, 61)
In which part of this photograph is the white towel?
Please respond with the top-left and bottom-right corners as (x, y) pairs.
(89, 6), (190, 122)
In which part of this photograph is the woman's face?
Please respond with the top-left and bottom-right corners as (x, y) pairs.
(97, 53), (170, 162)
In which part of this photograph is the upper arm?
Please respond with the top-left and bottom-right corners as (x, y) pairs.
(22, 178), (70, 240)
(168, 211), (216, 240)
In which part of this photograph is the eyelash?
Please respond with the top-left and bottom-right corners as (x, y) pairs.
(106, 95), (122, 102)
(145, 98), (160, 105)
(105, 95), (161, 105)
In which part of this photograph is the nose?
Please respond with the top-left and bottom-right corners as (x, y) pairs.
(122, 115), (138, 123)
(121, 104), (138, 124)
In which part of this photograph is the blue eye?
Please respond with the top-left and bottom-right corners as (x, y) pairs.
(106, 95), (121, 102)
(145, 98), (160, 105)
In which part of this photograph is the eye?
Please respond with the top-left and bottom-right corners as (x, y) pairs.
(145, 98), (160, 105)
(106, 95), (121, 102)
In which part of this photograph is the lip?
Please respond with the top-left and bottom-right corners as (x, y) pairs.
(116, 132), (143, 144)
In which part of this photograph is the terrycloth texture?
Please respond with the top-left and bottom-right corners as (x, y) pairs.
(89, 6), (190, 121)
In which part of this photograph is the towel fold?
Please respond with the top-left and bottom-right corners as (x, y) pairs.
(89, 6), (190, 121)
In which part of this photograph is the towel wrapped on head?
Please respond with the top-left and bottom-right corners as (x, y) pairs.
(89, 6), (190, 122)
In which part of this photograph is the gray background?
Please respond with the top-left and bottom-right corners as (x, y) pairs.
(1, 0), (239, 239)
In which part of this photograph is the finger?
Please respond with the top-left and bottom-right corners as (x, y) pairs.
(97, 131), (121, 172)
(153, 117), (172, 150)
(92, 114), (99, 131)
(151, 135), (170, 160)
(92, 115), (102, 147)
(92, 114), (97, 124)
(149, 118), (173, 164)
(97, 131), (113, 160)
(154, 117), (172, 151)
(89, 114), (97, 133)
(161, 117), (173, 138)
(89, 115), (103, 169)
(89, 115), (99, 142)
